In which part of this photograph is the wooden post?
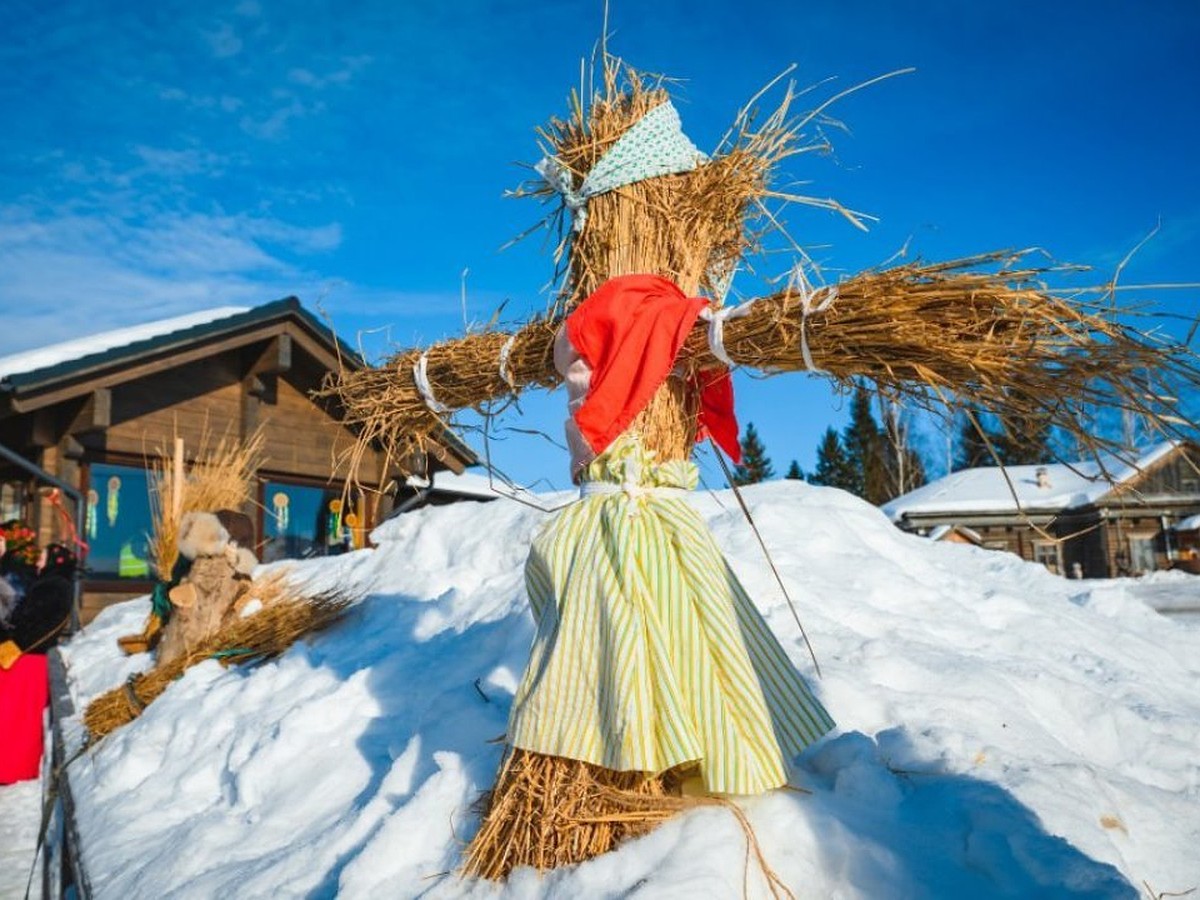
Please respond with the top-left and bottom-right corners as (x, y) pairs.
(173, 437), (184, 518)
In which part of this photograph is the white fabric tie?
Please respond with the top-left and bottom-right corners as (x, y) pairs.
(579, 481), (687, 500)
(791, 274), (838, 373)
(497, 334), (517, 389)
(412, 352), (450, 416)
(699, 302), (755, 368)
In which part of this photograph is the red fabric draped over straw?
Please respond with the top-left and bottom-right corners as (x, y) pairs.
(565, 274), (742, 463)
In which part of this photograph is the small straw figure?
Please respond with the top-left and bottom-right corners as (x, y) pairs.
(329, 54), (1200, 882)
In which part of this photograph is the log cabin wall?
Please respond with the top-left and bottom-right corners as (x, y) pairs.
(889, 442), (1200, 580)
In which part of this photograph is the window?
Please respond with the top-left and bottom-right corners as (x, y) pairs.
(86, 463), (154, 580)
(262, 481), (356, 563)
(1, 481), (28, 522)
(1033, 541), (1062, 575)
(1127, 535), (1158, 574)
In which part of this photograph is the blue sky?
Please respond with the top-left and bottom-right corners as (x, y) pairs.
(2, 1), (1198, 489)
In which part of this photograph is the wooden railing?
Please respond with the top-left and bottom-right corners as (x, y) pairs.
(41, 650), (92, 899)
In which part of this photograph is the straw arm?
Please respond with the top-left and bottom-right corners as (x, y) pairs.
(328, 253), (1198, 485)
(323, 318), (563, 481)
(680, 254), (1199, 455)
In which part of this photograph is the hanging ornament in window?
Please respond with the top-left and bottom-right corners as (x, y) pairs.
(272, 492), (290, 534)
(106, 475), (121, 527)
(344, 512), (360, 549)
(86, 488), (99, 539)
(327, 498), (343, 546)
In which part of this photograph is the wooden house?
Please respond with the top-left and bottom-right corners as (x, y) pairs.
(0, 299), (475, 621)
(883, 442), (1200, 578)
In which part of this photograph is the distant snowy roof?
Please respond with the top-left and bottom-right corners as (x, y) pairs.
(406, 470), (517, 501)
(928, 524), (983, 544)
(0, 307), (249, 381)
(883, 442), (1179, 521)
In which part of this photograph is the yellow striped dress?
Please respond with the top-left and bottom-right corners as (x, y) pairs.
(508, 434), (834, 795)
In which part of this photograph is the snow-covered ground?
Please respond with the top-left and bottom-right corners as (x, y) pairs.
(25, 482), (1200, 898)
(0, 779), (41, 899)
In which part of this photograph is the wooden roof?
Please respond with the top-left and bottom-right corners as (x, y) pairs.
(0, 298), (476, 471)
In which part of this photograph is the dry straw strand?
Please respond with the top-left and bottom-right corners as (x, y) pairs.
(461, 749), (793, 899)
(83, 583), (351, 740)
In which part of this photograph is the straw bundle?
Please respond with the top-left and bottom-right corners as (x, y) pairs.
(328, 252), (1199, 481)
(84, 581), (351, 740)
(148, 428), (265, 579)
(463, 749), (792, 898)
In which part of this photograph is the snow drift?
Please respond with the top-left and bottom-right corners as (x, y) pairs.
(59, 481), (1200, 898)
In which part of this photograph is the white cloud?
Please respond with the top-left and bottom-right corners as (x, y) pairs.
(240, 95), (325, 140)
(287, 56), (372, 90)
(131, 145), (229, 178)
(204, 22), (243, 59)
(0, 202), (347, 355)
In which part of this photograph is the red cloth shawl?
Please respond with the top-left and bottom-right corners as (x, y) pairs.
(565, 274), (742, 463)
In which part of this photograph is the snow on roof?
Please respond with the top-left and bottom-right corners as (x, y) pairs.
(405, 469), (522, 501)
(883, 442), (1179, 521)
(1173, 514), (1200, 532)
(0, 306), (250, 381)
(928, 524), (982, 543)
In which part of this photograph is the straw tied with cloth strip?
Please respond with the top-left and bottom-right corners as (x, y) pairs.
(328, 61), (1200, 885)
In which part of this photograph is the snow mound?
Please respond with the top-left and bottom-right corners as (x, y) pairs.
(60, 482), (1200, 898)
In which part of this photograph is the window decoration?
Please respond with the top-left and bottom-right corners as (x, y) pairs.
(262, 481), (344, 563)
(86, 488), (99, 539)
(327, 498), (343, 546)
(106, 475), (121, 527)
(88, 463), (153, 580)
(271, 491), (290, 534)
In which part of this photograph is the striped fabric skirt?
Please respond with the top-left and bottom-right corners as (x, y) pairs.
(507, 438), (834, 795)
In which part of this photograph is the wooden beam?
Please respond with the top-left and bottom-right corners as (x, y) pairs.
(29, 409), (57, 448)
(241, 375), (263, 439)
(246, 335), (292, 378)
(66, 388), (111, 436)
(61, 435), (86, 461)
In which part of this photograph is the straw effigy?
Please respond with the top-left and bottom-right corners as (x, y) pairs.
(117, 428), (266, 656)
(86, 577), (352, 740)
(322, 51), (1200, 881)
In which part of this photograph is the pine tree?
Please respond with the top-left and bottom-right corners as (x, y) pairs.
(955, 409), (1053, 469)
(842, 386), (889, 504)
(995, 414), (1055, 465)
(732, 422), (774, 485)
(785, 460), (804, 480)
(955, 408), (995, 470)
(809, 427), (858, 492)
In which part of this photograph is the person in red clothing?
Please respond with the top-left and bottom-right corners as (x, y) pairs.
(0, 537), (76, 784)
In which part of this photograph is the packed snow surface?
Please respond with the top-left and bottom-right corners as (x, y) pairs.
(0, 779), (42, 899)
(58, 482), (1200, 898)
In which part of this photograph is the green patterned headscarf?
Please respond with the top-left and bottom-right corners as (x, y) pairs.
(536, 100), (706, 232)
